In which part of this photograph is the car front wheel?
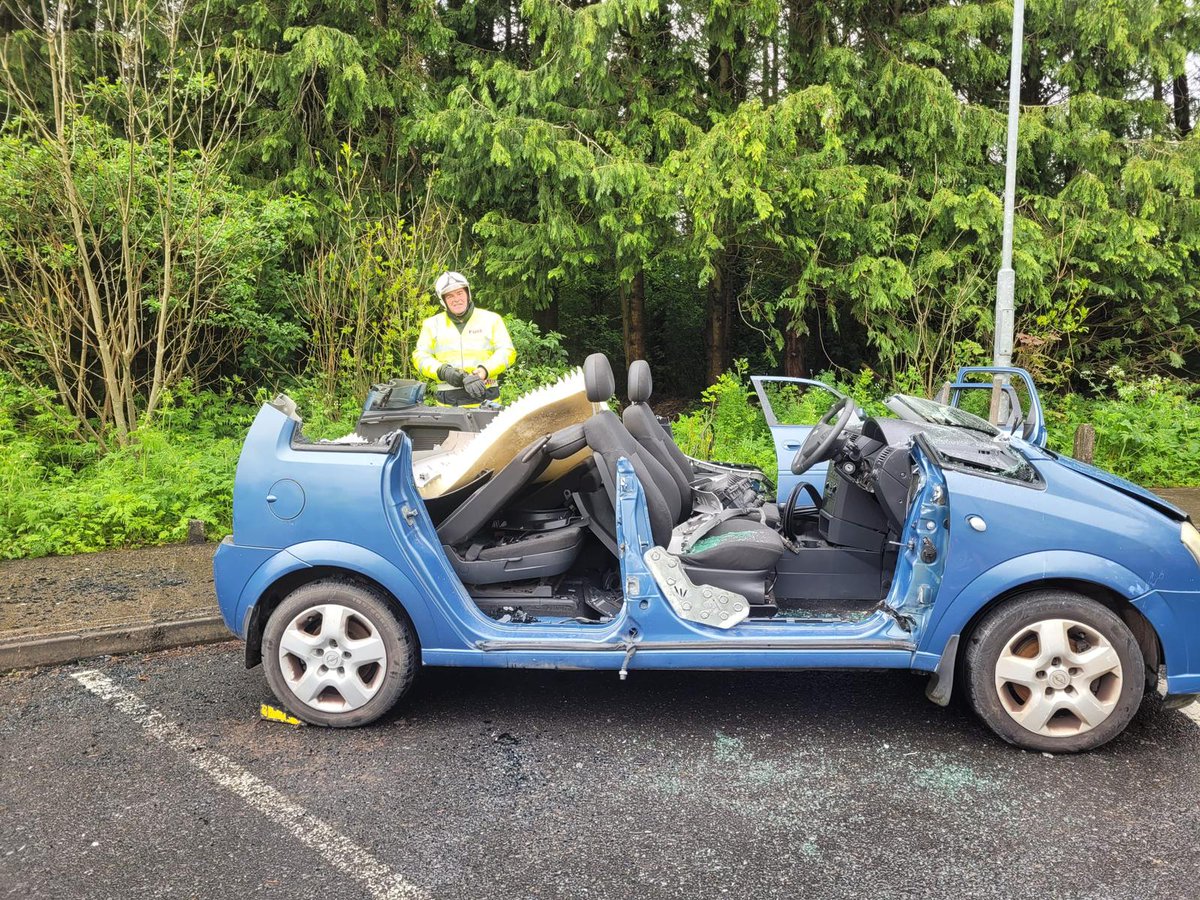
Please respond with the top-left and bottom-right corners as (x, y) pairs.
(964, 591), (1144, 752)
(262, 580), (417, 727)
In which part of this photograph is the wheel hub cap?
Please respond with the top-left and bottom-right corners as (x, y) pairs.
(277, 603), (389, 713)
(993, 617), (1123, 737)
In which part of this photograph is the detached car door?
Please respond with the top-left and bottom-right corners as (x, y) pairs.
(942, 366), (1047, 447)
(751, 376), (847, 498)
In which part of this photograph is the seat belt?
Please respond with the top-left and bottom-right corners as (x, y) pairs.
(573, 490), (618, 556)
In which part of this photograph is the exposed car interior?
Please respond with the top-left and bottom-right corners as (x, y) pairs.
(288, 351), (1024, 627)
(340, 352), (937, 627)
(242, 358), (1173, 753)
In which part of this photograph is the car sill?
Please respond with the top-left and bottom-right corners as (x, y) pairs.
(475, 638), (916, 652)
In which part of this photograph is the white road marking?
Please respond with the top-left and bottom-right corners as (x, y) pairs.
(70, 670), (428, 900)
(1181, 702), (1200, 728)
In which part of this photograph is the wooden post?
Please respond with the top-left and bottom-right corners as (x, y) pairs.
(1073, 423), (1095, 464)
(988, 375), (1008, 425)
(187, 519), (207, 544)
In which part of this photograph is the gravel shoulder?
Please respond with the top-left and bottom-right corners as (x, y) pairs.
(0, 543), (218, 642)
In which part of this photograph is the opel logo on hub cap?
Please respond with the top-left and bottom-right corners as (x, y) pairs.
(324, 650), (341, 667)
(1050, 670), (1070, 689)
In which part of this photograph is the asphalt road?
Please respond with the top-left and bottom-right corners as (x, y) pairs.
(3, 643), (1200, 900)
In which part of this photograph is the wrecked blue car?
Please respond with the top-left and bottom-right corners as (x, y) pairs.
(214, 354), (1200, 752)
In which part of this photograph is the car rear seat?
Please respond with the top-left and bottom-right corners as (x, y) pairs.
(436, 426), (591, 585)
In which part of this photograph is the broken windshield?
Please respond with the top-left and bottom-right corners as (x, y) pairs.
(915, 425), (1043, 487)
(887, 394), (999, 436)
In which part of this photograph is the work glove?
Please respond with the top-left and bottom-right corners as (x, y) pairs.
(437, 364), (465, 387)
(462, 372), (488, 399)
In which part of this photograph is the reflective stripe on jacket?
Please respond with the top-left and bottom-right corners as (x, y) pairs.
(412, 308), (516, 389)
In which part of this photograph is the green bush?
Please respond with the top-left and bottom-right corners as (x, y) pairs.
(672, 363), (891, 477)
(268, 377), (365, 441)
(1044, 368), (1200, 487)
(498, 318), (572, 403)
(674, 363), (1200, 490)
(673, 361), (777, 475)
(0, 377), (255, 558)
(0, 371), (382, 559)
(0, 316), (572, 558)
(8, 359), (1200, 561)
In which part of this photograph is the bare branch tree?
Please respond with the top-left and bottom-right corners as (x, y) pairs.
(0, 0), (266, 445)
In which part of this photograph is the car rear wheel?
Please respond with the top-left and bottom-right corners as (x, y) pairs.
(262, 580), (417, 727)
(964, 591), (1144, 752)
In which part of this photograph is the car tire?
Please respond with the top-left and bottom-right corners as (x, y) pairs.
(262, 579), (418, 728)
(964, 590), (1144, 752)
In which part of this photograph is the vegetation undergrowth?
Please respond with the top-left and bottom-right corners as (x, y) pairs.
(0, 318), (574, 560)
(0, 373), (373, 560)
(1042, 368), (1200, 487)
(672, 362), (890, 478)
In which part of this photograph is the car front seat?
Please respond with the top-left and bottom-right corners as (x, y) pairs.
(622, 359), (695, 512)
(580, 353), (785, 610)
(623, 358), (780, 531)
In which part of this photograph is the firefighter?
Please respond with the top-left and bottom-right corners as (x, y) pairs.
(412, 271), (517, 407)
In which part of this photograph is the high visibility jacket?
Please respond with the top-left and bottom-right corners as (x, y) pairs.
(412, 308), (516, 406)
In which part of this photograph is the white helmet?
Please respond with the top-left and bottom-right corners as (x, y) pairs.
(434, 271), (470, 301)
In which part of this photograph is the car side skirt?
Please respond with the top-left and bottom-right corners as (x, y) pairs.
(423, 647), (916, 671)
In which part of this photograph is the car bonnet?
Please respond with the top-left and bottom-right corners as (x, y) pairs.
(1047, 451), (1189, 522)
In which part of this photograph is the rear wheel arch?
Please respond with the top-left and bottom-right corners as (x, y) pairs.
(245, 566), (422, 669)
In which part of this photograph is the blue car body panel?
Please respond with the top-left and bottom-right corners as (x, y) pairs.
(910, 442), (1200, 691)
(215, 380), (1200, 697)
(1048, 452), (1189, 521)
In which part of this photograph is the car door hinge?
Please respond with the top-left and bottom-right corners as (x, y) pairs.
(920, 537), (938, 563)
(401, 505), (418, 526)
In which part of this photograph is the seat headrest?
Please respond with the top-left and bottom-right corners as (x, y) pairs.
(584, 353), (615, 402)
(627, 360), (652, 404)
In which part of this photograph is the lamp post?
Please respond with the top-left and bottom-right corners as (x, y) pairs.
(990, 0), (1025, 424)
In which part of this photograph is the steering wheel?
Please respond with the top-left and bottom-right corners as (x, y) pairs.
(790, 395), (855, 475)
